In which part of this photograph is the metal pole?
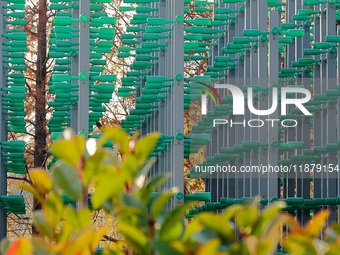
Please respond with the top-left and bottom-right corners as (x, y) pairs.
(172, 0), (184, 206)
(78, 0), (90, 134)
(0, 0), (7, 239)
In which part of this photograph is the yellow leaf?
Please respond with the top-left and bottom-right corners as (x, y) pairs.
(304, 210), (330, 237)
(51, 135), (85, 167)
(17, 183), (43, 204)
(91, 227), (107, 250)
(29, 168), (53, 194)
(196, 238), (220, 255)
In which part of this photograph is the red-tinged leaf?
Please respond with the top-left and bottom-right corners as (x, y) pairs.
(6, 238), (33, 255)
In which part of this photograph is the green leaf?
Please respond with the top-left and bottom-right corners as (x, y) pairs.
(92, 173), (126, 209)
(162, 220), (185, 242)
(117, 222), (150, 255)
(144, 175), (170, 193)
(77, 208), (92, 228)
(222, 204), (243, 221)
(83, 149), (106, 185)
(0, 238), (11, 255)
(252, 201), (286, 237)
(33, 211), (54, 239)
(51, 135), (85, 167)
(284, 234), (318, 255)
(31, 237), (52, 255)
(134, 133), (160, 161)
(191, 228), (219, 244)
(153, 241), (183, 255)
(98, 127), (129, 154)
(196, 213), (235, 241)
(160, 201), (198, 241)
(235, 205), (258, 234)
(52, 160), (82, 201)
(121, 193), (146, 212)
(151, 191), (174, 219)
(134, 157), (157, 189)
(44, 193), (63, 228)
(120, 154), (138, 178)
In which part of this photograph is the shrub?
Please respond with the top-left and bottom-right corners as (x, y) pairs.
(1, 127), (340, 255)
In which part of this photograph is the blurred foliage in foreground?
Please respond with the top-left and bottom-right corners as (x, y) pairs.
(1, 127), (340, 255)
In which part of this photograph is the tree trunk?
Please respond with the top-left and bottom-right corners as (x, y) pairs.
(32, 0), (48, 234)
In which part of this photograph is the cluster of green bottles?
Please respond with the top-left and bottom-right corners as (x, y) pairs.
(121, 76), (174, 134)
(187, 196), (340, 218)
(48, 3), (80, 132)
(48, 0), (116, 133)
(0, 0), (28, 215)
(0, 195), (25, 215)
(186, 0), (340, 172)
(2, 0), (27, 133)
(87, 1), (116, 131)
(117, 1), (173, 98)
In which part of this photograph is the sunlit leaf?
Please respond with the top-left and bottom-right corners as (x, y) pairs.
(92, 173), (126, 209)
(235, 206), (258, 234)
(98, 127), (129, 154)
(304, 210), (330, 238)
(52, 160), (82, 201)
(51, 135), (85, 167)
(196, 213), (235, 241)
(161, 220), (184, 242)
(183, 219), (203, 241)
(91, 227), (108, 250)
(284, 234), (318, 255)
(252, 201), (286, 237)
(29, 168), (53, 195)
(134, 133), (160, 161)
(83, 149), (106, 185)
(18, 183), (43, 204)
(196, 238), (220, 255)
(246, 236), (258, 255)
(77, 208), (92, 228)
(254, 239), (274, 255)
(222, 204), (243, 221)
(263, 214), (301, 245)
(120, 154), (138, 178)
